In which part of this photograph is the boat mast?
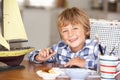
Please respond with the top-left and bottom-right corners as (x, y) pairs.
(1, 0), (4, 37)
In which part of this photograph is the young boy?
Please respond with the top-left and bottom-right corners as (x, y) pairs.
(28, 7), (99, 70)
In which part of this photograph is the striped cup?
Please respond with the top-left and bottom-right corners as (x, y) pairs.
(99, 55), (118, 80)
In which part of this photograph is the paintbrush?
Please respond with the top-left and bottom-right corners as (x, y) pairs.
(95, 34), (104, 55)
(110, 47), (115, 55)
(98, 44), (104, 55)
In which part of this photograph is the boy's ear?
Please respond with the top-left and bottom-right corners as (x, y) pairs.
(59, 32), (62, 39)
(85, 30), (90, 39)
(86, 30), (90, 35)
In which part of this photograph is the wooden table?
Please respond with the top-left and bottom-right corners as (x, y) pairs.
(0, 60), (106, 80)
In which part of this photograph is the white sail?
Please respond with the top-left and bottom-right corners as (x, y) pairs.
(3, 0), (27, 42)
(0, 32), (10, 50)
(0, 0), (35, 57)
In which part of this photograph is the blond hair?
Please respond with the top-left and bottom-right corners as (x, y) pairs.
(57, 7), (90, 39)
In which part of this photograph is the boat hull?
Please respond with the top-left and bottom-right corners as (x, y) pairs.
(0, 55), (24, 66)
(0, 47), (35, 66)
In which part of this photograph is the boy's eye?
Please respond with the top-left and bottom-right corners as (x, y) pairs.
(62, 30), (68, 33)
(73, 27), (78, 30)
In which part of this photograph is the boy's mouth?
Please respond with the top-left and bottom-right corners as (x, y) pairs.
(69, 38), (78, 43)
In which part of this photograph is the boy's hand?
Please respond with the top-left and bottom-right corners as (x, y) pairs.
(35, 48), (56, 62)
(64, 57), (85, 68)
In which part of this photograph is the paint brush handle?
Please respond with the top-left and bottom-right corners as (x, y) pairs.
(99, 44), (104, 55)
(104, 46), (106, 54)
(110, 47), (115, 55)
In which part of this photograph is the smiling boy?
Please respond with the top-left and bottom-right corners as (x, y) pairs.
(29, 7), (99, 70)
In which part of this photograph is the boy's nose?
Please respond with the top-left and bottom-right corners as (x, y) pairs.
(68, 30), (73, 37)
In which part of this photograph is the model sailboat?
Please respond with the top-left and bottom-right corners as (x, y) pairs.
(0, 0), (34, 68)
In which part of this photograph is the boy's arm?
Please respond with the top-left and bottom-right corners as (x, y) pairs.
(28, 50), (43, 63)
(85, 44), (99, 70)
(28, 47), (57, 63)
(28, 41), (61, 63)
(85, 58), (98, 70)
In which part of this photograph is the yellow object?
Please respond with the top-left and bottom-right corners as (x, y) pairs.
(48, 69), (56, 74)
(0, 47), (35, 57)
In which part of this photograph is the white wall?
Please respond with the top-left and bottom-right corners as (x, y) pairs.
(67, 0), (91, 10)
(22, 9), (60, 50)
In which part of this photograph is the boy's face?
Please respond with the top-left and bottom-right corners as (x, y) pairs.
(60, 24), (86, 51)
